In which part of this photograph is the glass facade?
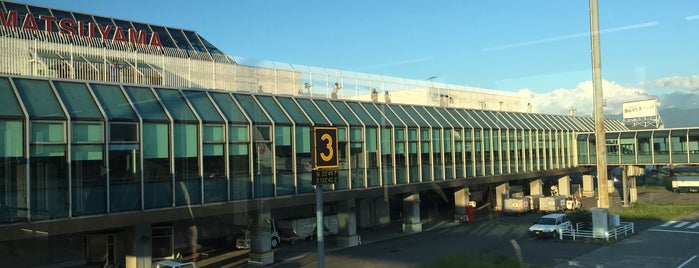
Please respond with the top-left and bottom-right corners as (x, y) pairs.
(0, 74), (661, 225)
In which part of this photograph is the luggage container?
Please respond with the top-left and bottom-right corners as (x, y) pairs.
(539, 196), (567, 213)
(504, 197), (531, 214)
(525, 195), (544, 211)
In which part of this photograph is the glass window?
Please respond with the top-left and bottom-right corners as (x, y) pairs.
(174, 123), (200, 206)
(312, 100), (345, 125)
(183, 30), (208, 53)
(73, 123), (103, 143)
(32, 122), (65, 143)
(53, 81), (103, 119)
(71, 144), (105, 216)
(347, 102), (377, 127)
(90, 84), (137, 120)
(0, 120), (26, 223)
(296, 99), (330, 125)
(110, 123), (138, 143)
(183, 91), (224, 123)
(403, 106), (429, 128)
(276, 97), (312, 125)
(148, 25), (176, 48)
(229, 126), (249, 142)
(210, 93), (247, 124)
(156, 88), (197, 122)
(329, 101), (361, 126)
(232, 94), (271, 124)
(14, 79), (65, 119)
(0, 77), (22, 117)
(123, 86), (168, 121)
(255, 96), (291, 124)
(167, 28), (193, 51)
(388, 104), (418, 127)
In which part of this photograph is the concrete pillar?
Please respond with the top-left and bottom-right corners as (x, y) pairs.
(529, 179), (543, 196)
(582, 174), (595, 197)
(125, 223), (151, 268)
(358, 197), (390, 228)
(454, 187), (470, 223)
(402, 194), (422, 233)
(336, 199), (359, 248)
(557, 176), (571, 196)
(495, 183), (509, 211)
(249, 209), (274, 265)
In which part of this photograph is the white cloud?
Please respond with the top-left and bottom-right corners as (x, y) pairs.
(519, 80), (652, 116)
(653, 75), (699, 90)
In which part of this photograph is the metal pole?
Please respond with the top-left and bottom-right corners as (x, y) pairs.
(315, 185), (325, 268)
(590, 0), (609, 208)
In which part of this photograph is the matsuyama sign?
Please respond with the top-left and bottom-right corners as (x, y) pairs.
(0, 10), (163, 49)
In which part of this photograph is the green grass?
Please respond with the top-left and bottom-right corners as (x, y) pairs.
(611, 202), (699, 221)
(419, 254), (544, 268)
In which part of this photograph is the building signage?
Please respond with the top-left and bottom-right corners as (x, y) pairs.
(622, 99), (658, 119)
(0, 10), (163, 49)
(313, 127), (338, 169)
(312, 169), (338, 185)
(312, 127), (338, 185)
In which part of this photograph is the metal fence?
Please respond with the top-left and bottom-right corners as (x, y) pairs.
(0, 30), (526, 110)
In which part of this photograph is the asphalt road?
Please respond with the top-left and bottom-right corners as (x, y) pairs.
(245, 188), (699, 268)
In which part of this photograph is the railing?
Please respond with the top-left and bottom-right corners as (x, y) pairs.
(0, 31), (527, 111)
(560, 222), (635, 241)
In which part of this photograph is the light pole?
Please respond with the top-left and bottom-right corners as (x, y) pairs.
(590, 0), (609, 208)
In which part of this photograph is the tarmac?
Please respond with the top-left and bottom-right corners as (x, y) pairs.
(234, 188), (630, 267)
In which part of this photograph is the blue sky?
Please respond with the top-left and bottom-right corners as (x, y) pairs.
(14, 0), (699, 115)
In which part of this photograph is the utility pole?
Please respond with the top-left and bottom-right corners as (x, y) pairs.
(590, 0), (609, 208)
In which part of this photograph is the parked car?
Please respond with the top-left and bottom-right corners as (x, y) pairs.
(528, 213), (571, 238)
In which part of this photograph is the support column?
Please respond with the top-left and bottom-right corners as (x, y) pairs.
(454, 187), (470, 223)
(529, 179), (543, 196)
(374, 198), (390, 226)
(336, 199), (359, 248)
(582, 174), (595, 197)
(402, 194), (422, 233)
(495, 183), (509, 211)
(557, 176), (571, 196)
(249, 209), (274, 265)
(125, 223), (151, 268)
(358, 197), (390, 228)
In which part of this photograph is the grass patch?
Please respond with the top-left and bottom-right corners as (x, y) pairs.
(611, 202), (699, 221)
(419, 254), (543, 268)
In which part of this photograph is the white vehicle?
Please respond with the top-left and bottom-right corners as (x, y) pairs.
(670, 166), (699, 193)
(236, 220), (281, 249)
(528, 213), (571, 239)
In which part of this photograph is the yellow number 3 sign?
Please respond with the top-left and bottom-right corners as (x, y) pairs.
(314, 127), (338, 168)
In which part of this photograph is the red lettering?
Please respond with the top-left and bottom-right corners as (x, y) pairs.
(149, 32), (163, 49)
(112, 27), (126, 43)
(0, 10), (18, 28)
(59, 18), (76, 37)
(96, 23), (112, 42)
(78, 21), (95, 39)
(38, 15), (56, 32)
(22, 13), (39, 33)
(128, 29), (147, 45)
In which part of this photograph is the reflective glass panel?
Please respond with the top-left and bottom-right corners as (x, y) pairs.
(156, 88), (197, 122)
(91, 84), (137, 120)
(0, 77), (22, 117)
(14, 79), (65, 119)
(122, 86), (167, 121)
(210, 93), (247, 124)
(255, 96), (291, 124)
(183, 91), (223, 123)
(54, 81), (102, 120)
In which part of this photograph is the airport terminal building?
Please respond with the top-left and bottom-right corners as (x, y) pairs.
(7, 1), (699, 267)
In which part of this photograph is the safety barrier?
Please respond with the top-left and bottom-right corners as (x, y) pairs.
(560, 221), (635, 241)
